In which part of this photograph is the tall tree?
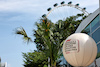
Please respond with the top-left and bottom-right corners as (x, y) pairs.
(23, 51), (48, 67)
(15, 13), (87, 67)
(34, 18), (62, 66)
(34, 13), (86, 67)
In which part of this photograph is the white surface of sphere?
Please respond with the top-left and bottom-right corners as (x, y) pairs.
(63, 33), (97, 66)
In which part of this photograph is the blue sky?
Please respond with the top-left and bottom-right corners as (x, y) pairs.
(0, 0), (99, 67)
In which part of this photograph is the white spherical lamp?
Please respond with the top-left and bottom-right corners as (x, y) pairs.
(63, 33), (97, 66)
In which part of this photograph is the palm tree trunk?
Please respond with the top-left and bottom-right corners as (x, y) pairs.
(50, 56), (53, 67)
(53, 61), (56, 67)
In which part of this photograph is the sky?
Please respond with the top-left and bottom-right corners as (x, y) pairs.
(0, 0), (99, 67)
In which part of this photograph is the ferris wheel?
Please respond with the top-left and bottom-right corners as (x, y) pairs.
(42, 1), (89, 22)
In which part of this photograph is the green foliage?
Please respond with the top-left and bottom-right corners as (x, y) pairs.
(43, 65), (48, 67)
(15, 13), (87, 67)
(34, 13), (86, 67)
(23, 51), (48, 67)
(15, 27), (33, 43)
(34, 18), (62, 66)
(96, 52), (100, 59)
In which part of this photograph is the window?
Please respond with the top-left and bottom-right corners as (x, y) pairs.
(82, 24), (90, 35)
(97, 43), (100, 59)
(82, 14), (100, 43)
(92, 27), (100, 43)
(97, 43), (100, 53)
(91, 15), (100, 32)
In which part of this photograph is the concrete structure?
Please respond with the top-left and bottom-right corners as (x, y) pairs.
(61, 1), (100, 67)
(0, 63), (7, 67)
(0, 57), (7, 67)
(75, 3), (100, 67)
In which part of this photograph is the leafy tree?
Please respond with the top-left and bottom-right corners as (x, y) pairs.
(33, 13), (86, 67)
(15, 13), (87, 67)
(23, 51), (48, 67)
(34, 18), (63, 67)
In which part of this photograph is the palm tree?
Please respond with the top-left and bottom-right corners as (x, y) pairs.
(34, 18), (63, 67)
(15, 13), (86, 67)
(34, 14), (85, 67)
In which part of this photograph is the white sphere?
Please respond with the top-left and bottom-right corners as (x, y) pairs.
(63, 33), (97, 66)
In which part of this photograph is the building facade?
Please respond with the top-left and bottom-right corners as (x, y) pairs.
(75, 7), (100, 67)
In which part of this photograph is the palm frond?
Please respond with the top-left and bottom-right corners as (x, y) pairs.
(15, 27), (33, 43)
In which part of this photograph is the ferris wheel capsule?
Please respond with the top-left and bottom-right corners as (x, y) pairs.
(61, 1), (65, 5)
(43, 1), (89, 20)
(47, 8), (52, 11)
(53, 3), (58, 7)
(68, 1), (72, 4)
(82, 7), (86, 10)
(42, 14), (46, 18)
(75, 3), (79, 6)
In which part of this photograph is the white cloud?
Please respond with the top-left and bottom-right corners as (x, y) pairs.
(0, 0), (99, 21)
(0, 0), (99, 14)
(77, 0), (98, 9)
(0, 1), (37, 11)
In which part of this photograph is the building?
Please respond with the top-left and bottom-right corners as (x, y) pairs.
(60, 1), (100, 67)
(0, 63), (7, 67)
(0, 57), (7, 67)
(75, 3), (100, 67)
